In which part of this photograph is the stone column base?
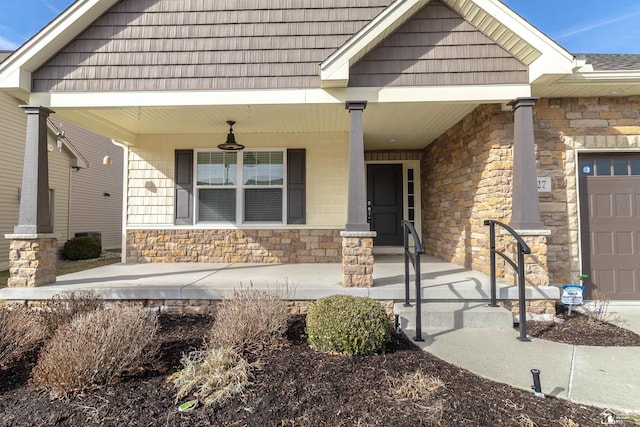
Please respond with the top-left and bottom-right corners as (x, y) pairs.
(5, 234), (57, 287)
(341, 231), (376, 287)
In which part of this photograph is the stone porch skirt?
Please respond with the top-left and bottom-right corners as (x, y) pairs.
(126, 229), (342, 263)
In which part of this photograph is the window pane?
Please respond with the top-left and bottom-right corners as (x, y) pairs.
(244, 151), (283, 185)
(244, 188), (283, 222)
(199, 189), (236, 222)
(579, 160), (594, 176)
(631, 160), (640, 176)
(596, 159), (611, 176)
(407, 169), (414, 181)
(613, 160), (628, 176)
(408, 181), (414, 194)
(197, 152), (236, 185)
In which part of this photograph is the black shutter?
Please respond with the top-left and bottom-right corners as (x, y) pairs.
(175, 150), (193, 225)
(287, 149), (306, 224)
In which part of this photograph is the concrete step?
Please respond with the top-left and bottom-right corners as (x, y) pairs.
(394, 302), (514, 330)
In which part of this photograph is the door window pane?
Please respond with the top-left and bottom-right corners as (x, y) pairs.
(613, 160), (628, 176)
(579, 159), (594, 176)
(596, 159), (611, 176)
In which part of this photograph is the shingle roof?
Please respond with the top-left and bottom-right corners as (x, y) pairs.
(579, 53), (640, 71)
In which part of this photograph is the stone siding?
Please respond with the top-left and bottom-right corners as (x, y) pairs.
(126, 229), (342, 263)
(534, 96), (640, 287)
(7, 237), (58, 287)
(421, 96), (640, 291)
(341, 234), (375, 287)
(422, 104), (514, 279)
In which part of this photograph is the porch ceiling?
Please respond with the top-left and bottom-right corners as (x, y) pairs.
(53, 101), (479, 151)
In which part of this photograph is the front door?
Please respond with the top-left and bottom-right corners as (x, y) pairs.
(367, 164), (403, 246)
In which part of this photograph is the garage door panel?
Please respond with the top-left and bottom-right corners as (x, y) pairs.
(580, 154), (640, 300)
(594, 232), (614, 255)
(594, 194), (612, 217)
(618, 270), (637, 294)
(615, 232), (634, 255)
(615, 194), (632, 217)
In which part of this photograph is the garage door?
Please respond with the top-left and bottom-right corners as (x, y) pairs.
(578, 154), (640, 300)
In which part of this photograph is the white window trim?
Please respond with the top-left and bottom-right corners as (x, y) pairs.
(194, 148), (287, 226)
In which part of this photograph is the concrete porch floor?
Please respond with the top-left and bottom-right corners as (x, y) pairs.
(0, 255), (558, 302)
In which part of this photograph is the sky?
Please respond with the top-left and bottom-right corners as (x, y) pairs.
(0, 0), (639, 54)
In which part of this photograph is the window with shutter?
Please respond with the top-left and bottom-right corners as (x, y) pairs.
(194, 149), (293, 224)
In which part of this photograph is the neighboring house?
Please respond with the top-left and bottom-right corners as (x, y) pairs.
(0, 52), (123, 271)
(0, 0), (638, 299)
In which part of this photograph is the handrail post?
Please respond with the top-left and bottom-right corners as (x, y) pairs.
(403, 225), (411, 307)
(517, 243), (530, 341)
(488, 221), (498, 307)
(414, 251), (423, 342)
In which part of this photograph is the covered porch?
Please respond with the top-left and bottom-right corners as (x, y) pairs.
(0, 255), (558, 307)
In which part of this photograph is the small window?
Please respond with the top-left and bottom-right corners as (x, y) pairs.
(579, 160), (594, 176)
(631, 160), (640, 176)
(596, 159), (611, 176)
(613, 160), (628, 176)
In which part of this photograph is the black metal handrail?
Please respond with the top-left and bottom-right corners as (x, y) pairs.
(402, 220), (425, 342)
(484, 219), (531, 341)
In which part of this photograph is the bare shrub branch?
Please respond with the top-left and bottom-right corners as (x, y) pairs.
(209, 287), (288, 354)
(31, 306), (159, 396)
(39, 291), (104, 337)
(0, 308), (46, 367)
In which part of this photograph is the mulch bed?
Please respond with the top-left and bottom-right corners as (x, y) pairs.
(526, 306), (640, 346)
(0, 314), (631, 426)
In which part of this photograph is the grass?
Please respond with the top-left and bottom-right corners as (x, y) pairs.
(0, 251), (121, 288)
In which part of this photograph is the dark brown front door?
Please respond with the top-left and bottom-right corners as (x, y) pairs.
(367, 164), (403, 246)
(579, 154), (640, 299)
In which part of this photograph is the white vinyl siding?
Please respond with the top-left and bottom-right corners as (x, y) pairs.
(126, 133), (348, 228)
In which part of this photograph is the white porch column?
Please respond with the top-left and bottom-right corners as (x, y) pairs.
(509, 97), (545, 230)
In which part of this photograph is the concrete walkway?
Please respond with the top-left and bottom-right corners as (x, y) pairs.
(402, 304), (640, 414)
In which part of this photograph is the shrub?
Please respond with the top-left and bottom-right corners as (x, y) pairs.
(0, 308), (46, 367)
(40, 291), (103, 337)
(168, 347), (257, 407)
(306, 295), (392, 355)
(31, 306), (159, 396)
(209, 287), (288, 354)
(63, 236), (101, 261)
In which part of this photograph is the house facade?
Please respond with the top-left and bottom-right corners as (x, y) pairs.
(0, 52), (123, 272)
(0, 0), (638, 299)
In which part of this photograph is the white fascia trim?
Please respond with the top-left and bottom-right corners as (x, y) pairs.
(0, 0), (119, 90)
(559, 71), (640, 85)
(30, 84), (531, 108)
(465, 0), (574, 80)
(320, 0), (428, 87)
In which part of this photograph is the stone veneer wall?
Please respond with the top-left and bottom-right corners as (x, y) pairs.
(421, 96), (640, 291)
(534, 96), (640, 286)
(126, 229), (342, 263)
(422, 104), (514, 279)
(7, 238), (58, 287)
